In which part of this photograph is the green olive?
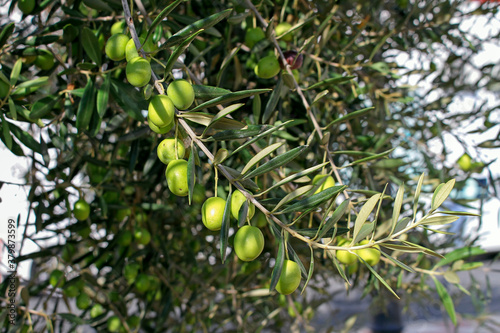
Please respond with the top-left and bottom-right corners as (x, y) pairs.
(34, 50), (55, 71)
(334, 237), (357, 265)
(312, 174), (335, 194)
(105, 33), (130, 61)
(167, 79), (195, 110)
(148, 114), (173, 134)
(275, 260), (301, 295)
(148, 95), (175, 128)
(245, 27), (265, 48)
(201, 197), (226, 231)
(18, 0), (35, 14)
(73, 199), (90, 221)
(157, 138), (185, 165)
(165, 159), (189, 197)
(254, 55), (281, 79)
(111, 21), (126, 35)
(356, 240), (381, 266)
(126, 57), (151, 87)
(230, 189), (255, 221)
(234, 225), (264, 261)
(276, 22), (293, 42)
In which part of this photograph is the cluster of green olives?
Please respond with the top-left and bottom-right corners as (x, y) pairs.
(105, 25), (158, 87)
(147, 79), (195, 196)
(334, 238), (381, 267)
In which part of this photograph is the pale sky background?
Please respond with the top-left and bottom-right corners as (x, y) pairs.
(1, 2), (500, 280)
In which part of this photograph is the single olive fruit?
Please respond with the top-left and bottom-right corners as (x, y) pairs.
(165, 159), (189, 197)
(107, 315), (121, 332)
(148, 115), (173, 134)
(105, 33), (130, 61)
(73, 199), (90, 221)
(254, 55), (281, 79)
(201, 197), (226, 231)
(22, 48), (37, 64)
(125, 37), (156, 62)
(276, 22), (293, 42)
(76, 293), (91, 310)
(275, 259), (301, 295)
(457, 153), (472, 172)
(49, 269), (65, 288)
(157, 138), (185, 165)
(192, 183), (206, 204)
(347, 261), (359, 274)
(134, 228), (151, 245)
(312, 174), (335, 194)
(0, 79), (10, 99)
(252, 212), (268, 228)
(245, 27), (265, 48)
(126, 57), (151, 87)
(356, 240), (381, 266)
(335, 237), (357, 265)
(230, 189), (255, 221)
(167, 79), (195, 110)
(90, 304), (105, 318)
(18, 0), (35, 14)
(111, 21), (126, 35)
(148, 95), (175, 128)
(127, 315), (140, 329)
(135, 273), (151, 293)
(34, 50), (55, 70)
(234, 225), (264, 261)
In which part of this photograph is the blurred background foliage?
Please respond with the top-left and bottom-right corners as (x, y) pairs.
(0, 0), (499, 332)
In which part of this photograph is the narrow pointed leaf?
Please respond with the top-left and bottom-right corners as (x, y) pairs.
(217, 45), (241, 86)
(190, 89), (271, 112)
(432, 276), (457, 325)
(305, 75), (355, 91)
(143, 0), (183, 45)
(438, 210), (480, 217)
(351, 194), (382, 245)
(419, 215), (459, 226)
(193, 85), (231, 99)
(381, 243), (425, 253)
(187, 145), (196, 206)
(12, 77), (49, 94)
(301, 246), (315, 294)
(210, 125), (272, 141)
(343, 148), (395, 167)
(273, 185), (313, 213)
(434, 247), (485, 269)
(241, 142), (283, 176)
(324, 107), (374, 130)
(262, 75), (283, 123)
(431, 179), (456, 210)
(269, 234), (285, 292)
(258, 162), (329, 196)
(30, 95), (61, 119)
(242, 145), (308, 180)
(380, 251), (415, 272)
(81, 27), (102, 67)
(8, 98), (17, 120)
(163, 9), (232, 48)
(238, 201), (249, 227)
(9, 122), (41, 153)
(390, 184), (404, 236)
(220, 192), (232, 263)
(180, 112), (244, 129)
(76, 79), (96, 132)
(413, 173), (425, 219)
(213, 148), (229, 165)
(1, 114), (12, 150)
(164, 30), (203, 76)
(96, 74), (110, 117)
(279, 185), (347, 214)
(352, 221), (376, 244)
(222, 166), (260, 192)
(203, 103), (245, 136)
(316, 199), (350, 240)
(360, 256), (400, 299)
(10, 59), (22, 86)
(331, 255), (350, 283)
(231, 120), (293, 156)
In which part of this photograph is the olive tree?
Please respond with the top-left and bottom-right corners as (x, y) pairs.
(0, 0), (498, 331)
